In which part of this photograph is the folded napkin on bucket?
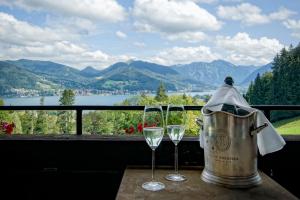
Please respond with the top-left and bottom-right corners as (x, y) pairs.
(200, 79), (286, 156)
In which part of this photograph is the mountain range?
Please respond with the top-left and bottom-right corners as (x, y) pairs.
(239, 63), (273, 86)
(173, 60), (260, 86)
(0, 59), (273, 96)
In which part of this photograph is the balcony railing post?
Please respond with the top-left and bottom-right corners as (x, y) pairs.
(76, 108), (83, 135)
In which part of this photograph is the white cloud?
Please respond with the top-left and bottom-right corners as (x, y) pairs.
(0, 12), (62, 46)
(165, 31), (206, 43)
(0, 12), (130, 69)
(45, 16), (97, 37)
(116, 31), (127, 39)
(222, 0), (244, 2)
(269, 7), (296, 21)
(182, 0), (243, 3)
(1, 42), (132, 69)
(0, 0), (127, 23)
(284, 19), (300, 29)
(133, 42), (146, 47)
(216, 32), (284, 65)
(150, 46), (219, 65)
(217, 3), (295, 26)
(283, 19), (300, 39)
(133, 0), (221, 33)
(189, 0), (217, 4)
(217, 3), (269, 25)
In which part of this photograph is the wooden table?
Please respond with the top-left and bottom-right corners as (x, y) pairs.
(116, 168), (298, 200)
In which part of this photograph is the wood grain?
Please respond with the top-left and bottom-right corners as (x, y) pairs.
(116, 168), (298, 200)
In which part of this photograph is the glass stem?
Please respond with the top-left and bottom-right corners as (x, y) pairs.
(175, 144), (178, 174)
(152, 149), (155, 181)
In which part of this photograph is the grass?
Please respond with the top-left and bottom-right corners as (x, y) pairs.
(273, 116), (300, 135)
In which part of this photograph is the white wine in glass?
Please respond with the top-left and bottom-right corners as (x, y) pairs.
(165, 105), (187, 182)
(142, 106), (165, 191)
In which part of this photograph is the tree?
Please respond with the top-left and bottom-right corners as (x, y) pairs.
(247, 73), (273, 105)
(83, 111), (115, 135)
(246, 44), (300, 121)
(11, 112), (22, 134)
(57, 89), (75, 133)
(47, 115), (59, 134)
(0, 98), (11, 122)
(21, 111), (35, 134)
(59, 89), (75, 105)
(155, 82), (168, 102)
(34, 97), (48, 134)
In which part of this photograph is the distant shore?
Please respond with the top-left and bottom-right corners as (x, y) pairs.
(3, 91), (216, 106)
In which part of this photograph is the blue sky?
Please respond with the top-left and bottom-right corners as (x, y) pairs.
(0, 0), (299, 69)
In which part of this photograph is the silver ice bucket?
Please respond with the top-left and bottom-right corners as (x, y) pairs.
(197, 109), (268, 188)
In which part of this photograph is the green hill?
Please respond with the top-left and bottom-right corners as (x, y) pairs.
(273, 116), (300, 135)
(90, 67), (176, 91)
(7, 59), (91, 88)
(0, 61), (58, 95)
(89, 60), (209, 91)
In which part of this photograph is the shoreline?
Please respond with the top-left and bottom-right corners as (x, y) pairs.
(2, 90), (216, 99)
(2, 91), (216, 106)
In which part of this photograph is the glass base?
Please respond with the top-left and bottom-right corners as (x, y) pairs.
(165, 173), (187, 182)
(142, 181), (165, 191)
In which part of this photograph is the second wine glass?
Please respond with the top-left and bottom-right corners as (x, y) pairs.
(165, 105), (187, 182)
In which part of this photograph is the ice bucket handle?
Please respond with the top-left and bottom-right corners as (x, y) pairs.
(250, 123), (268, 137)
(195, 117), (203, 130)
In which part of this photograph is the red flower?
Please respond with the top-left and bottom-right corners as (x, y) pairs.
(129, 126), (134, 134)
(137, 123), (143, 133)
(5, 124), (14, 135)
(2, 122), (8, 129)
(125, 125), (135, 134)
(1, 122), (14, 135)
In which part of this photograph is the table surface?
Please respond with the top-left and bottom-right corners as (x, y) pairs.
(116, 168), (298, 200)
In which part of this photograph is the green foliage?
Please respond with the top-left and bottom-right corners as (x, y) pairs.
(83, 92), (204, 136)
(155, 82), (168, 102)
(34, 97), (48, 134)
(274, 116), (300, 135)
(83, 111), (115, 135)
(59, 89), (75, 105)
(21, 111), (35, 134)
(11, 112), (22, 134)
(246, 44), (300, 122)
(246, 72), (273, 105)
(57, 90), (75, 134)
(0, 98), (11, 122)
(57, 111), (75, 134)
(47, 113), (59, 134)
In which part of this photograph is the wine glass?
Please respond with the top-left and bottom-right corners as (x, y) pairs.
(142, 106), (165, 191)
(165, 105), (187, 182)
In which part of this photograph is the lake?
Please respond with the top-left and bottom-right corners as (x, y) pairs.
(3, 91), (216, 105)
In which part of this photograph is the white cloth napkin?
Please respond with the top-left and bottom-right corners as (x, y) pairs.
(200, 84), (286, 156)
